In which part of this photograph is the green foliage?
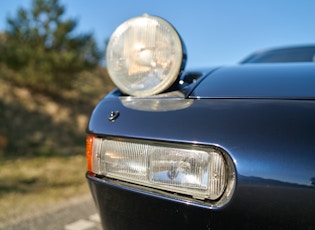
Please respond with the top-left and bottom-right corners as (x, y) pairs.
(0, 0), (102, 93)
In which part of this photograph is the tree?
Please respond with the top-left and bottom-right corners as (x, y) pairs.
(0, 0), (102, 93)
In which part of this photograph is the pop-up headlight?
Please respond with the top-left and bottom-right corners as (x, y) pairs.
(106, 14), (186, 97)
(87, 136), (236, 207)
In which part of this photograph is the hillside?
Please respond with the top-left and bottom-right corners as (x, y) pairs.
(0, 67), (114, 157)
(0, 67), (114, 226)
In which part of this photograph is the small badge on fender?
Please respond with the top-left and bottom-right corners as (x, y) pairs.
(108, 111), (120, 122)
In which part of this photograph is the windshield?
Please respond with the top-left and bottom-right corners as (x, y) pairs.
(240, 46), (315, 64)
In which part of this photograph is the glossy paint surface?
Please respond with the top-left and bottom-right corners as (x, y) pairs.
(191, 63), (315, 99)
(87, 64), (315, 229)
(89, 98), (315, 186)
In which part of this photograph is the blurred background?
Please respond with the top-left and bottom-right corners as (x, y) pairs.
(0, 0), (314, 227)
(2, 0), (315, 68)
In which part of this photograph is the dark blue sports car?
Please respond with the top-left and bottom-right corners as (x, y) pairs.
(86, 14), (315, 229)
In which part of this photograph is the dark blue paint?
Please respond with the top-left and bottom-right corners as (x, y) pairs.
(192, 63), (315, 99)
(87, 63), (315, 229)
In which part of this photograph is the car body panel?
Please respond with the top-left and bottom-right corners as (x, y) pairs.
(191, 63), (315, 99)
(87, 58), (315, 229)
(88, 172), (315, 229)
(88, 97), (315, 187)
(87, 98), (315, 229)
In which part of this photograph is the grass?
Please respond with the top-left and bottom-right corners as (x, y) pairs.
(0, 155), (89, 225)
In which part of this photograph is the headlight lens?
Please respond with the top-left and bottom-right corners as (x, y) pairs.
(106, 14), (186, 97)
(87, 136), (236, 206)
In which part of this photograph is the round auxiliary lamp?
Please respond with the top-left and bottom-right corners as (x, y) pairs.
(106, 14), (186, 97)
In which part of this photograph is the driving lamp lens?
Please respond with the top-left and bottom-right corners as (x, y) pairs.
(87, 136), (236, 206)
(106, 14), (185, 97)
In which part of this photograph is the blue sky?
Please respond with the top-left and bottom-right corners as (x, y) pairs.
(1, 0), (315, 68)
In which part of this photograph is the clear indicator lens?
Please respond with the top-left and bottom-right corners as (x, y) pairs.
(102, 140), (149, 182)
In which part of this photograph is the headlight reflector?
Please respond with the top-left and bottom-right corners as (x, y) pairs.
(87, 136), (236, 206)
(106, 14), (186, 97)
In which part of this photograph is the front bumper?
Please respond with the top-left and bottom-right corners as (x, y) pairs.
(87, 172), (218, 230)
(87, 172), (315, 230)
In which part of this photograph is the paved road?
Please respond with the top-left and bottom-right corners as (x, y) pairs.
(1, 194), (102, 230)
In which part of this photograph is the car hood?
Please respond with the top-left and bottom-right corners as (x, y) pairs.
(189, 63), (315, 99)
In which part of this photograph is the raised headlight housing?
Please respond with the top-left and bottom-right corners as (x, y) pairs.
(86, 136), (236, 208)
(106, 14), (186, 97)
